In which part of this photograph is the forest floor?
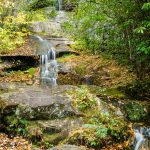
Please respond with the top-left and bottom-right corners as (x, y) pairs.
(0, 134), (31, 150)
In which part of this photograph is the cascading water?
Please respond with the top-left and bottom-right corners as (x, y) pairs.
(40, 47), (58, 86)
(32, 35), (58, 86)
(133, 127), (150, 150)
(36, 35), (43, 41)
(58, 0), (63, 11)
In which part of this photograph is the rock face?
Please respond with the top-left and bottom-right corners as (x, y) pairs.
(0, 83), (86, 149)
(0, 83), (132, 149)
(29, 11), (67, 36)
(29, 21), (61, 35)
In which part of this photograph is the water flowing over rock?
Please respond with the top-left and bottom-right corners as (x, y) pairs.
(29, 8), (67, 36)
(32, 35), (58, 86)
(29, 22), (61, 35)
(134, 126), (150, 150)
(40, 48), (58, 86)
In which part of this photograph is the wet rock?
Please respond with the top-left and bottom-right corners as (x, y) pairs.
(57, 62), (72, 73)
(46, 38), (74, 47)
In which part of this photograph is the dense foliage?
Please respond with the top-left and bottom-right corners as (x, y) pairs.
(0, 0), (57, 53)
(25, 0), (56, 11)
(63, 0), (150, 80)
(0, 0), (29, 52)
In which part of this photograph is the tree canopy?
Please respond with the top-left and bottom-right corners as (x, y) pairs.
(64, 0), (150, 79)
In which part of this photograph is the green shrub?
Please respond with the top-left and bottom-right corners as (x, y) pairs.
(0, 13), (29, 52)
(125, 102), (148, 122)
(27, 0), (56, 11)
(5, 115), (28, 137)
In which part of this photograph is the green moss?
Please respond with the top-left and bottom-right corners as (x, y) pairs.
(81, 85), (126, 99)
(74, 65), (87, 75)
(57, 54), (76, 63)
(43, 133), (64, 145)
(102, 88), (125, 98)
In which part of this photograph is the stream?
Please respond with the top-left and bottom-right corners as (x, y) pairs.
(133, 126), (150, 150)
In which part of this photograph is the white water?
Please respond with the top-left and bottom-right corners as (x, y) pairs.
(58, 0), (63, 11)
(32, 35), (58, 86)
(36, 35), (43, 41)
(40, 48), (58, 86)
(134, 127), (150, 150)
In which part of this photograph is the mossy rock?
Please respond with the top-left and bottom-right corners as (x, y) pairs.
(43, 133), (65, 145)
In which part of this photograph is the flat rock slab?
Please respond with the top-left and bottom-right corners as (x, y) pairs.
(0, 83), (81, 119)
(8, 85), (74, 107)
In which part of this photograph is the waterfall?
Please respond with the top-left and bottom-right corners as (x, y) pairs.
(58, 0), (63, 11)
(40, 48), (58, 86)
(32, 35), (58, 86)
(134, 127), (150, 150)
(36, 35), (43, 41)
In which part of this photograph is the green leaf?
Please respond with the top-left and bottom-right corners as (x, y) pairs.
(28, 67), (35, 77)
(142, 2), (150, 11)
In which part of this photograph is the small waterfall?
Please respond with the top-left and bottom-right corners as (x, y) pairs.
(58, 0), (63, 11)
(40, 48), (58, 86)
(35, 35), (43, 41)
(134, 127), (150, 150)
(32, 35), (58, 86)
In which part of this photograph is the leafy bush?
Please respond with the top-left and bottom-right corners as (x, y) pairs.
(125, 80), (150, 99)
(69, 87), (98, 111)
(125, 102), (148, 122)
(5, 115), (28, 137)
(26, 8), (57, 21)
(0, 13), (29, 52)
(63, 0), (150, 80)
(27, 0), (56, 11)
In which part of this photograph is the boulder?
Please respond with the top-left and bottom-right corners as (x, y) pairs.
(29, 22), (61, 35)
